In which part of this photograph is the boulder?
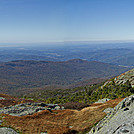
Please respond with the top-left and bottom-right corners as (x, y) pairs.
(95, 98), (110, 104)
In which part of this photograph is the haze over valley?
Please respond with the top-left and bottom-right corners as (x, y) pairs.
(1, 42), (134, 66)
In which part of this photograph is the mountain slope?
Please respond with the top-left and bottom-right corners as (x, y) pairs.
(0, 59), (131, 96)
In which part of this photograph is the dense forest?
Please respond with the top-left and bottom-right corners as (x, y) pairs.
(0, 60), (130, 96)
(24, 79), (134, 104)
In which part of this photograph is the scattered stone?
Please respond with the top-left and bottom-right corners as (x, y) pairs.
(40, 132), (48, 134)
(54, 106), (61, 110)
(0, 97), (5, 100)
(103, 107), (114, 113)
(95, 98), (110, 104)
(69, 126), (73, 128)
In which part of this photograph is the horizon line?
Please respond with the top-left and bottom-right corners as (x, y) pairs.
(0, 39), (134, 44)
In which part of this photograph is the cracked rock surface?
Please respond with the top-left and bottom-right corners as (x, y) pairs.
(89, 95), (134, 134)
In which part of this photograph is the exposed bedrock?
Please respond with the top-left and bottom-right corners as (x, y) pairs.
(89, 95), (134, 134)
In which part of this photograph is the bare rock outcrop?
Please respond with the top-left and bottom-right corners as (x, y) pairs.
(0, 127), (18, 134)
(115, 69), (134, 87)
(89, 95), (134, 134)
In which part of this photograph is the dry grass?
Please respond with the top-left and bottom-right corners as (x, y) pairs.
(1, 98), (124, 134)
(60, 102), (90, 110)
(0, 94), (37, 107)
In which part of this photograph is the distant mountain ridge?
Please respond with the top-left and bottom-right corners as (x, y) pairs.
(0, 59), (131, 96)
(1, 46), (134, 66)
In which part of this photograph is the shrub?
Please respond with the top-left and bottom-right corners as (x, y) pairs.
(61, 102), (90, 110)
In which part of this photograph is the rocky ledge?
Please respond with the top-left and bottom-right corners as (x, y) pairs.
(89, 94), (134, 134)
(0, 102), (64, 134)
(115, 69), (134, 87)
(0, 102), (64, 116)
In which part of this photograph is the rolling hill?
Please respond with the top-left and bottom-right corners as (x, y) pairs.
(0, 59), (131, 96)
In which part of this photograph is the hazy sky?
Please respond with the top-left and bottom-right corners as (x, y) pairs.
(0, 0), (134, 43)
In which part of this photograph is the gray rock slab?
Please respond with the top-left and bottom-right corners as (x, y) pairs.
(0, 127), (18, 134)
(95, 98), (110, 104)
(89, 95), (134, 134)
(0, 103), (64, 116)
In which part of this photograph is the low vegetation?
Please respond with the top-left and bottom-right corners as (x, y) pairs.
(0, 94), (35, 107)
(60, 102), (90, 110)
(1, 98), (123, 134)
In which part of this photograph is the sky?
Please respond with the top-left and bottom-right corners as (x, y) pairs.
(0, 0), (134, 43)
